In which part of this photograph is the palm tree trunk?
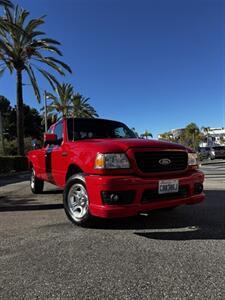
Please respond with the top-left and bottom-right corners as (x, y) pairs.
(16, 70), (25, 156)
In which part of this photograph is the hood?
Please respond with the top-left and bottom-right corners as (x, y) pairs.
(71, 138), (187, 153)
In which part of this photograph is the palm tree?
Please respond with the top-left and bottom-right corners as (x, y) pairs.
(0, 0), (13, 8)
(141, 130), (153, 139)
(45, 83), (74, 121)
(72, 93), (99, 118)
(159, 132), (174, 142)
(0, 6), (72, 155)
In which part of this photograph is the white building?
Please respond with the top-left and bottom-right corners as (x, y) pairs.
(158, 127), (225, 147)
(200, 128), (225, 147)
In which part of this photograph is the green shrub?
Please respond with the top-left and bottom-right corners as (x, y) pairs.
(2, 137), (43, 156)
(0, 156), (28, 173)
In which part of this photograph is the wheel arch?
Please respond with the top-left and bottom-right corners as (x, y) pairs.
(65, 164), (84, 182)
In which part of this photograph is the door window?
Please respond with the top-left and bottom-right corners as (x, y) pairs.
(54, 121), (63, 145)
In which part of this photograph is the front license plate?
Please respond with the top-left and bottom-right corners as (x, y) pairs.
(158, 180), (179, 194)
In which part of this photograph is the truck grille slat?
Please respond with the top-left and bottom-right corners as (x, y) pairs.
(135, 151), (188, 173)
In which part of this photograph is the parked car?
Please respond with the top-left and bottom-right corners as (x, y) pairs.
(198, 147), (210, 161)
(27, 118), (205, 226)
(208, 146), (225, 160)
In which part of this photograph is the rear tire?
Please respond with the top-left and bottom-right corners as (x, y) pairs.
(63, 175), (95, 227)
(30, 168), (44, 194)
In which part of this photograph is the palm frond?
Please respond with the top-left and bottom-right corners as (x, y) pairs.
(45, 56), (72, 73)
(25, 17), (45, 34)
(36, 67), (59, 90)
(25, 64), (41, 102)
(0, 0), (13, 8)
(0, 5), (72, 105)
(34, 57), (65, 75)
(0, 67), (5, 77)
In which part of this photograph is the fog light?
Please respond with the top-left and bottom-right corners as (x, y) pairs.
(101, 191), (135, 205)
(194, 183), (203, 194)
(110, 194), (119, 202)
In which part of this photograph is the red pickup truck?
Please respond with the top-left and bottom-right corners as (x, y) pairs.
(28, 118), (205, 226)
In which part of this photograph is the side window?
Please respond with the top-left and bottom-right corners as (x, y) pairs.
(54, 121), (63, 145)
(114, 127), (130, 138)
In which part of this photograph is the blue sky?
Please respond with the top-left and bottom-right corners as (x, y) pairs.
(0, 0), (224, 137)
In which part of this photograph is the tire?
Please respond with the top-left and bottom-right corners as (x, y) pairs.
(30, 168), (44, 194)
(63, 175), (95, 227)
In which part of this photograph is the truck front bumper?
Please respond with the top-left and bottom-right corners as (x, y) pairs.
(86, 171), (205, 218)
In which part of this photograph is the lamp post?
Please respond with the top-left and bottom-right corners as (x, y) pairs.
(44, 91), (51, 132)
(44, 90), (48, 132)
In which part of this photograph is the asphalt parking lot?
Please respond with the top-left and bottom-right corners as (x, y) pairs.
(0, 163), (225, 299)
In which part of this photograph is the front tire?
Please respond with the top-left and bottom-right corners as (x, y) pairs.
(63, 175), (95, 227)
(30, 168), (44, 194)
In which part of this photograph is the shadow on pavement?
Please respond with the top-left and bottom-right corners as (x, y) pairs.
(0, 172), (30, 187)
(0, 194), (63, 211)
(1, 188), (225, 240)
(87, 190), (225, 240)
(42, 190), (63, 194)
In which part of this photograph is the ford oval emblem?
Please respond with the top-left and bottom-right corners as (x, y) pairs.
(159, 158), (171, 166)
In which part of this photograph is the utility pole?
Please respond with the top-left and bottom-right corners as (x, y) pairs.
(0, 112), (5, 155)
(44, 90), (48, 132)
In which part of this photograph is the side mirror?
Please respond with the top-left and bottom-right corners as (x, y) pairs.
(44, 133), (57, 146)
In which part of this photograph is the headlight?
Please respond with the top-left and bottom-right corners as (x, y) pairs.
(95, 153), (130, 169)
(188, 153), (198, 166)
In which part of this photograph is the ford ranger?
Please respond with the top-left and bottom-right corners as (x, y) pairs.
(27, 118), (205, 226)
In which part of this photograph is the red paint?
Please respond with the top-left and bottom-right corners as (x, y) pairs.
(28, 118), (205, 218)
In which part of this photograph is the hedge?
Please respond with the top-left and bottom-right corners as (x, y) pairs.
(0, 156), (28, 173)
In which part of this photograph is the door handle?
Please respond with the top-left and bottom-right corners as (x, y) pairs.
(62, 151), (68, 157)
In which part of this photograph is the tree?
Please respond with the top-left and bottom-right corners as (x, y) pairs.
(44, 84), (99, 122)
(0, 95), (11, 113)
(0, 95), (12, 138)
(72, 93), (99, 118)
(0, 96), (43, 139)
(45, 83), (74, 120)
(179, 123), (201, 150)
(0, 6), (72, 155)
(23, 105), (43, 139)
(141, 130), (153, 139)
(0, 0), (13, 8)
(159, 131), (175, 142)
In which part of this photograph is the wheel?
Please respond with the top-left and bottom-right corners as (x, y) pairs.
(63, 175), (95, 227)
(30, 168), (44, 194)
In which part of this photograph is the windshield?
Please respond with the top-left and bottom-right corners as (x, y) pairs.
(67, 118), (136, 141)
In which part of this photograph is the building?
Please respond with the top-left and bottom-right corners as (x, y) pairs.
(158, 128), (185, 141)
(200, 128), (225, 147)
(158, 127), (225, 147)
